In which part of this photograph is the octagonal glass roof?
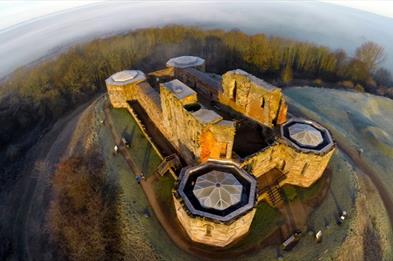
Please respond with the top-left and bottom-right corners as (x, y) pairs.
(177, 161), (257, 222)
(193, 170), (243, 210)
(288, 123), (323, 147)
(280, 118), (335, 154)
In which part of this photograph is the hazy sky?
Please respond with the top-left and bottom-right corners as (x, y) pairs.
(1, 1), (393, 77)
(0, 1), (97, 31)
(1, 0), (393, 31)
(325, 0), (393, 19)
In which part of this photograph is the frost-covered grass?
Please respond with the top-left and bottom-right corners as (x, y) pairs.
(285, 87), (393, 199)
(109, 108), (161, 177)
(97, 100), (194, 260)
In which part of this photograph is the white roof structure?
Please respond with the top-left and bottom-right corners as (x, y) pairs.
(111, 70), (138, 82)
(288, 123), (323, 147)
(163, 79), (196, 100)
(193, 170), (243, 211)
(192, 109), (223, 124)
(166, 56), (205, 69)
(105, 70), (146, 86)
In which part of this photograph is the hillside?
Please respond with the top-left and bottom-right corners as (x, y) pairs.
(1, 88), (392, 260)
(284, 87), (393, 259)
(285, 87), (393, 205)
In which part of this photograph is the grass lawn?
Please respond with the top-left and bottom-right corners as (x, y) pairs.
(97, 101), (194, 260)
(153, 174), (177, 218)
(282, 174), (325, 203)
(235, 202), (282, 249)
(109, 107), (162, 177)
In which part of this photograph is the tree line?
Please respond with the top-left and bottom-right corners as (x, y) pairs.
(0, 25), (392, 169)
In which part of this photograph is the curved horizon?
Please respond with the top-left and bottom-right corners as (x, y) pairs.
(1, 1), (392, 79)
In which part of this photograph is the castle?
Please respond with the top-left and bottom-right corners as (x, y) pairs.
(105, 56), (335, 247)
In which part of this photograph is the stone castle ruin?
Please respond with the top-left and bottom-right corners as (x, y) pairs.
(106, 56), (335, 247)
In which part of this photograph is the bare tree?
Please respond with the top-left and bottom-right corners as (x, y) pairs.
(374, 68), (393, 86)
(355, 41), (386, 73)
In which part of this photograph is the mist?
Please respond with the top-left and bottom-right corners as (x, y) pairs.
(1, 1), (393, 79)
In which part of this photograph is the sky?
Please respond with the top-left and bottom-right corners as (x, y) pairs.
(1, 1), (393, 77)
(0, 1), (98, 31)
(1, 0), (393, 31)
(324, 0), (393, 19)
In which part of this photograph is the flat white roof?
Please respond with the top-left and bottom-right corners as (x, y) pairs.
(166, 56), (205, 68)
(192, 108), (223, 124)
(162, 79), (196, 100)
(105, 70), (146, 86)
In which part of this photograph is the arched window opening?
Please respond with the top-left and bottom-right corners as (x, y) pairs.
(231, 81), (237, 101)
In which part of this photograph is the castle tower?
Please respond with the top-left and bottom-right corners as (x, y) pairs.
(105, 70), (146, 108)
(166, 56), (206, 71)
(279, 118), (335, 187)
(174, 161), (257, 247)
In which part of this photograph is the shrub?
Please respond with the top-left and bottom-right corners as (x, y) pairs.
(339, 80), (354, 89)
(47, 153), (117, 260)
(313, 78), (323, 87)
(354, 84), (365, 92)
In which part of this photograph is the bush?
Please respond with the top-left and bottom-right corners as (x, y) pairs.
(283, 186), (298, 201)
(354, 84), (365, 92)
(313, 78), (323, 87)
(47, 153), (117, 261)
(339, 80), (354, 89)
(280, 65), (293, 84)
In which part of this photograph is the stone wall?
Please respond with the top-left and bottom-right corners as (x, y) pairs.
(160, 84), (201, 162)
(174, 67), (222, 100)
(147, 67), (174, 89)
(160, 81), (235, 163)
(106, 82), (137, 108)
(242, 142), (335, 188)
(173, 195), (256, 247)
(219, 70), (287, 128)
(133, 82), (163, 131)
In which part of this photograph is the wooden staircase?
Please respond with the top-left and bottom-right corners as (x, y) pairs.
(267, 184), (284, 207)
(155, 154), (181, 177)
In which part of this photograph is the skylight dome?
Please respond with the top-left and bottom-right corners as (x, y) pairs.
(288, 123), (323, 147)
(193, 170), (242, 210)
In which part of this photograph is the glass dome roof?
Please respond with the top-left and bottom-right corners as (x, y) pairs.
(288, 123), (323, 147)
(193, 170), (243, 211)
